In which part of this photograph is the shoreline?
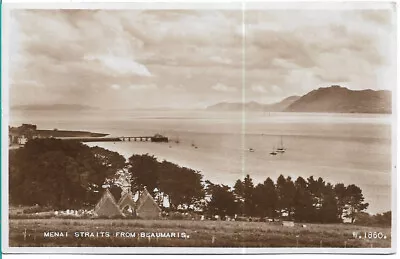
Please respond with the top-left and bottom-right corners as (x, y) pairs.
(10, 112), (391, 215)
(85, 141), (208, 174)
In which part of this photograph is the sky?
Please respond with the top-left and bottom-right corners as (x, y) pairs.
(8, 5), (396, 109)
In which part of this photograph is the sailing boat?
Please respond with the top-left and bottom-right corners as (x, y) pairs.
(270, 146), (277, 156)
(276, 136), (286, 153)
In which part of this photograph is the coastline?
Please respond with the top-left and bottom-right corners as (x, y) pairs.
(84, 141), (215, 176)
(10, 111), (392, 215)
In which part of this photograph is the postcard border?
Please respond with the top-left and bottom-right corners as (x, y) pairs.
(1, 1), (397, 254)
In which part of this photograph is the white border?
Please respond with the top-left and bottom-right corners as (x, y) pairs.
(1, 1), (397, 255)
(1, 1), (396, 10)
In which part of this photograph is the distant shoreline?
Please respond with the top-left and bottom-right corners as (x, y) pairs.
(35, 129), (108, 138)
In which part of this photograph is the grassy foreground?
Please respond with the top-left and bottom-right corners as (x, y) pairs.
(9, 218), (391, 248)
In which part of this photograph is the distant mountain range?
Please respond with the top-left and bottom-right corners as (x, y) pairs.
(206, 85), (392, 114)
(207, 96), (301, 112)
(12, 104), (96, 111)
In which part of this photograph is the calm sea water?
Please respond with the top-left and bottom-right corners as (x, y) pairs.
(9, 110), (393, 214)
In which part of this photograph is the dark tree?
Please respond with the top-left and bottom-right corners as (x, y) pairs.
(127, 154), (160, 195)
(307, 176), (327, 220)
(243, 174), (255, 216)
(206, 181), (238, 218)
(253, 183), (266, 217)
(276, 174), (287, 216)
(319, 183), (340, 223)
(334, 183), (347, 221)
(253, 177), (278, 219)
(263, 177), (279, 219)
(9, 139), (125, 209)
(160, 162), (204, 210)
(233, 179), (244, 214)
(91, 146), (126, 175)
(276, 175), (296, 219)
(156, 160), (205, 210)
(354, 211), (391, 226)
(345, 184), (369, 223)
(284, 177), (296, 219)
(376, 211), (391, 226)
(233, 179), (244, 198)
(293, 177), (314, 222)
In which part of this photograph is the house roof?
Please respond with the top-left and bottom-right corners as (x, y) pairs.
(94, 188), (123, 217)
(118, 192), (136, 210)
(136, 187), (161, 212)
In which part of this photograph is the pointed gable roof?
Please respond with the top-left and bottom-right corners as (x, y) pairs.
(136, 187), (161, 214)
(94, 188), (123, 217)
(118, 192), (136, 212)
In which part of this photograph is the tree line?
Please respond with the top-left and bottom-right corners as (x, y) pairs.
(9, 139), (125, 208)
(10, 138), (374, 224)
(206, 174), (369, 223)
(9, 139), (204, 211)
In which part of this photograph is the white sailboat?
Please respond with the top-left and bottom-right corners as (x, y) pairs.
(276, 136), (286, 153)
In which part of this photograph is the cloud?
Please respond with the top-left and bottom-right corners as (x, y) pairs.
(245, 8), (394, 102)
(251, 85), (282, 94)
(129, 84), (157, 90)
(271, 85), (282, 94)
(13, 79), (43, 88)
(210, 56), (233, 65)
(251, 85), (267, 93)
(9, 9), (245, 108)
(84, 55), (151, 76)
(211, 83), (237, 92)
(164, 84), (184, 91)
(7, 7), (395, 108)
(111, 84), (120, 90)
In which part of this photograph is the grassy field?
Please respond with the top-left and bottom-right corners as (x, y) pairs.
(9, 218), (391, 248)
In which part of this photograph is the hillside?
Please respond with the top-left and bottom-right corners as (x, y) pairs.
(206, 96), (300, 112)
(207, 86), (391, 114)
(264, 96), (301, 111)
(285, 85), (392, 113)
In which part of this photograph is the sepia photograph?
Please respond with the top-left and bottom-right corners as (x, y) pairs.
(1, 1), (396, 254)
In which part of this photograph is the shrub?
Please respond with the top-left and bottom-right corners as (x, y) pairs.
(22, 205), (52, 214)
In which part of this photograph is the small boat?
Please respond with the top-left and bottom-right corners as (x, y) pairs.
(276, 136), (286, 153)
(249, 148), (255, 152)
(175, 136), (180, 144)
(270, 146), (277, 156)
